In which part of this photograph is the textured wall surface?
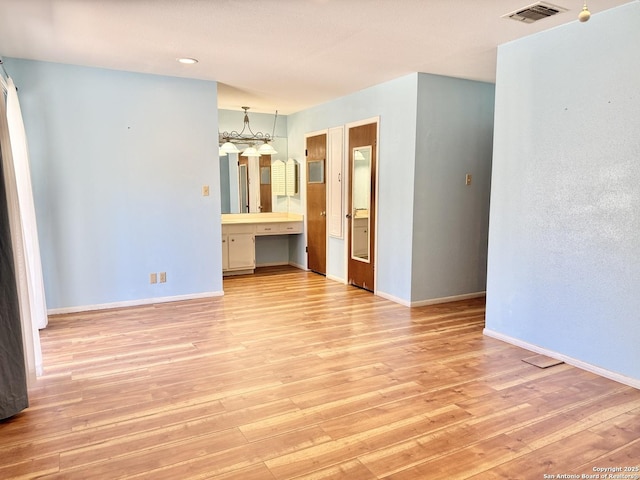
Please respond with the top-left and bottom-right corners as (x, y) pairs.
(412, 73), (494, 302)
(7, 59), (221, 310)
(287, 74), (419, 298)
(486, 2), (640, 380)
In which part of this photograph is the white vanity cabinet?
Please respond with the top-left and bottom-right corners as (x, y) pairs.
(227, 234), (255, 270)
(222, 224), (255, 274)
(222, 235), (229, 271)
(222, 213), (303, 275)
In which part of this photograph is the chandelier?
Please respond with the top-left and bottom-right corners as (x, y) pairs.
(219, 106), (279, 157)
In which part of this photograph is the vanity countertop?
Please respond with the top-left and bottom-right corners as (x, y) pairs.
(222, 213), (304, 224)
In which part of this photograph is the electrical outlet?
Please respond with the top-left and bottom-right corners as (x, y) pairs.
(150, 273), (157, 284)
(202, 185), (210, 196)
(159, 272), (167, 283)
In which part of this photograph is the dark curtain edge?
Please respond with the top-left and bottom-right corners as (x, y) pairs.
(0, 95), (29, 420)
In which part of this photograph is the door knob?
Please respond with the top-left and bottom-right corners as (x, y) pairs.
(346, 213), (352, 218)
(320, 211), (326, 217)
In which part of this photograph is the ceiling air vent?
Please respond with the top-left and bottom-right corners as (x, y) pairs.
(503, 2), (568, 23)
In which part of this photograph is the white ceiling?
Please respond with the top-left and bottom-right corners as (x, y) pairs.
(0, 0), (630, 114)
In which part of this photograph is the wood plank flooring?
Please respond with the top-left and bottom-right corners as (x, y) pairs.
(1, 266), (639, 479)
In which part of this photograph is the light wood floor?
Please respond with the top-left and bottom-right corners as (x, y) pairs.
(1, 266), (639, 479)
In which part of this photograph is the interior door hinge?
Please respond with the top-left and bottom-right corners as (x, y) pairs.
(305, 149), (308, 157)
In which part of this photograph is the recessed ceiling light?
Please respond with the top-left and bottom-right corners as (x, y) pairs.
(177, 57), (198, 64)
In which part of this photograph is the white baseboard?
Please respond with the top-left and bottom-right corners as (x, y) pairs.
(47, 291), (224, 315)
(411, 291), (486, 307)
(376, 290), (486, 308)
(376, 290), (411, 307)
(255, 261), (289, 268)
(326, 273), (347, 284)
(483, 328), (640, 390)
(288, 261), (307, 271)
(254, 261), (307, 271)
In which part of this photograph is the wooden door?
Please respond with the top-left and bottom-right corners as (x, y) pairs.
(306, 133), (327, 275)
(348, 123), (377, 291)
(259, 155), (272, 213)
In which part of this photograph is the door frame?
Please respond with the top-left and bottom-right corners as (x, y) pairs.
(258, 154), (273, 213)
(344, 117), (380, 292)
(238, 156), (249, 213)
(304, 129), (329, 273)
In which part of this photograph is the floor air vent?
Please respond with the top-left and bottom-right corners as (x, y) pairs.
(503, 2), (568, 23)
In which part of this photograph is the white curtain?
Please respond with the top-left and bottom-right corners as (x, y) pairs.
(0, 75), (46, 384)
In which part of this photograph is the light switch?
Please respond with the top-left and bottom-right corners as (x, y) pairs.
(465, 174), (472, 186)
(202, 185), (210, 196)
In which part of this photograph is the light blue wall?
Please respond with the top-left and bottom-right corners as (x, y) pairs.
(287, 74), (419, 298)
(255, 236), (290, 266)
(6, 59), (222, 310)
(412, 74), (494, 301)
(287, 72), (493, 304)
(486, 2), (640, 380)
(7, 61), (494, 310)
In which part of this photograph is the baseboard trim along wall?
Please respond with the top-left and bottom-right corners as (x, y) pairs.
(47, 291), (224, 315)
(255, 262), (307, 271)
(483, 328), (640, 390)
(376, 290), (411, 307)
(410, 291), (486, 308)
(375, 290), (486, 307)
(288, 261), (307, 271)
(326, 273), (347, 284)
(255, 261), (290, 268)
(377, 290), (486, 308)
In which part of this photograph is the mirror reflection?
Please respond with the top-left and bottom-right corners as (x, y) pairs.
(219, 108), (295, 214)
(351, 146), (371, 262)
(220, 154), (299, 214)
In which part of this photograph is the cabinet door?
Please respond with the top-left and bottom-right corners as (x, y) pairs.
(228, 234), (255, 270)
(222, 234), (229, 271)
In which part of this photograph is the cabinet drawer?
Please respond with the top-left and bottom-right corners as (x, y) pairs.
(279, 222), (303, 234)
(222, 224), (255, 235)
(256, 223), (279, 234)
(255, 222), (303, 235)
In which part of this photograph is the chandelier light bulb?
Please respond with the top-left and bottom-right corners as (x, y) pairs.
(241, 146), (261, 157)
(578, 3), (591, 22)
(220, 142), (240, 154)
